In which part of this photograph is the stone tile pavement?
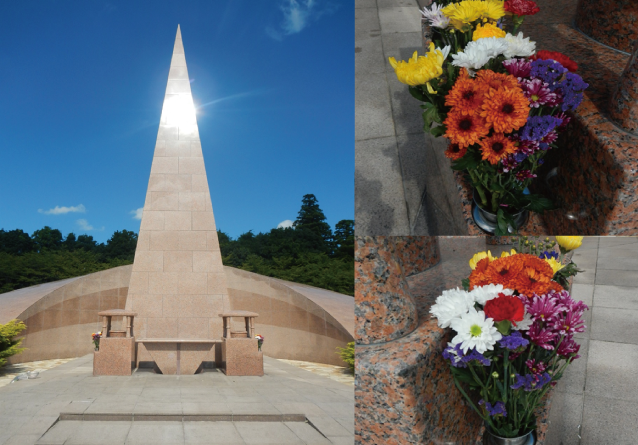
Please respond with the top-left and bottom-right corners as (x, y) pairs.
(545, 236), (638, 445)
(0, 356), (353, 445)
(355, 0), (466, 236)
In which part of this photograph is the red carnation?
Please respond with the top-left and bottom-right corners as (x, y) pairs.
(484, 293), (525, 326)
(504, 0), (540, 16)
(530, 50), (578, 72)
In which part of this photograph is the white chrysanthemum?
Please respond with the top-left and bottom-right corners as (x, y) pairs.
(451, 37), (509, 71)
(470, 284), (515, 305)
(430, 287), (474, 328)
(512, 310), (533, 331)
(421, 3), (450, 29)
(503, 32), (536, 59)
(450, 307), (502, 354)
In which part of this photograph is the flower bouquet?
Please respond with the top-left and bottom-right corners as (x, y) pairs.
(389, 0), (588, 234)
(92, 331), (102, 351)
(255, 334), (264, 351)
(430, 236), (586, 441)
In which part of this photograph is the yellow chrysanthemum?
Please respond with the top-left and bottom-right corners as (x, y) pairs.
(555, 236), (584, 251)
(469, 250), (496, 270)
(473, 22), (506, 40)
(388, 43), (448, 92)
(544, 257), (565, 274)
(443, 0), (505, 30)
(500, 249), (517, 258)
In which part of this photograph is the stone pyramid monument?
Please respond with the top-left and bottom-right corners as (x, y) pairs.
(126, 25), (228, 345)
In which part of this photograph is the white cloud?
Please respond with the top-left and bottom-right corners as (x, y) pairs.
(38, 204), (86, 215)
(77, 219), (104, 231)
(267, 0), (337, 40)
(277, 219), (294, 229)
(131, 207), (143, 220)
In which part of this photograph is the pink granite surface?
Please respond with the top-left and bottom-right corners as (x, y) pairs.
(609, 46), (638, 134)
(222, 338), (264, 376)
(93, 337), (135, 376)
(392, 236), (440, 277)
(144, 341), (215, 375)
(355, 236), (418, 345)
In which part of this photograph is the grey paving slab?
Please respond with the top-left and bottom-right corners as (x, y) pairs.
(125, 421), (184, 444)
(591, 307), (638, 345)
(355, 0), (377, 8)
(65, 421), (131, 445)
(593, 284), (638, 310)
(355, 73), (395, 141)
(355, 136), (410, 235)
(388, 78), (425, 136)
(581, 396), (638, 445)
(378, 0), (419, 8)
(595, 268), (638, 287)
(544, 391), (583, 445)
(355, 9), (385, 77)
(597, 255), (638, 271)
(378, 7), (421, 33)
(3, 434), (45, 445)
(234, 422), (304, 444)
(571, 283), (594, 307)
(36, 420), (81, 445)
(183, 421), (243, 444)
(596, 244), (638, 258)
(306, 416), (351, 437)
(597, 236), (638, 248)
(585, 340), (638, 402)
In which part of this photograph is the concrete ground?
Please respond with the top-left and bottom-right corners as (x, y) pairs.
(545, 237), (638, 445)
(0, 356), (353, 445)
(355, 0), (466, 236)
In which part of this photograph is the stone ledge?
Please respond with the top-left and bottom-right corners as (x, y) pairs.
(59, 413), (307, 422)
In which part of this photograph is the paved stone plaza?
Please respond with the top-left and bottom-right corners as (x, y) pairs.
(545, 236), (638, 445)
(0, 356), (353, 444)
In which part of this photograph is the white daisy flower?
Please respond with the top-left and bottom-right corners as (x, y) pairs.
(430, 287), (474, 328)
(421, 3), (450, 29)
(451, 37), (509, 71)
(470, 284), (515, 306)
(512, 310), (533, 331)
(503, 32), (536, 59)
(450, 307), (502, 354)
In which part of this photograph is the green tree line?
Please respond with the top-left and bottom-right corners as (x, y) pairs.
(0, 194), (353, 296)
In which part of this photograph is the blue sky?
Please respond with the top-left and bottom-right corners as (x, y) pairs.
(0, 0), (353, 243)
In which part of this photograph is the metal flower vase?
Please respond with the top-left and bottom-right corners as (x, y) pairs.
(484, 428), (535, 445)
(472, 189), (529, 234)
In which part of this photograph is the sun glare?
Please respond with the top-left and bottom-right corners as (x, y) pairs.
(162, 94), (197, 127)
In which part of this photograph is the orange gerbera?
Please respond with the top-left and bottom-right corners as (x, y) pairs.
(486, 255), (526, 287)
(469, 257), (492, 289)
(476, 70), (519, 91)
(480, 87), (530, 133)
(444, 110), (490, 148)
(513, 255), (564, 296)
(445, 143), (468, 160)
(445, 77), (488, 114)
(479, 133), (517, 165)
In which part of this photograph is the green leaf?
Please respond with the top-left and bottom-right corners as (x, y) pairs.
(461, 278), (470, 291)
(451, 149), (481, 170)
(524, 194), (554, 213)
(494, 320), (511, 336)
(430, 125), (447, 137)
(409, 86), (428, 102)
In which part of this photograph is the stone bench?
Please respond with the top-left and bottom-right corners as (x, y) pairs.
(136, 338), (221, 375)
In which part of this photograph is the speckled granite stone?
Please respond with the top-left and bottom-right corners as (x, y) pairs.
(576, 0), (638, 54)
(392, 236), (441, 276)
(355, 238), (560, 445)
(355, 237), (418, 345)
(93, 338), (135, 376)
(610, 45), (638, 134)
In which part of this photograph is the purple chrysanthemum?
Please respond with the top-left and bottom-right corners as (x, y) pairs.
(479, 399), (508, 417)
(553, 310), (586, 336)
(539, 129), (558, 150)
(521, 78), (557, 108)
(524, 293), (564, 323)
(515, 169), (536, 182)
(519, 115), (563, 142)
(530, 59), (568, 88)
(503, 58), (532, 79)
(525, 359), (547, 377)
(499, 154), (519, 173)
(498, 331), (530, 350)
(527, 322), (556, 350)
(555, 112), (571, 130)
(557, 336), (581, 359)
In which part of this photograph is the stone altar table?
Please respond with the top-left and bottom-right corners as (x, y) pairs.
(219, 311), (263, 376)
(137, 338), (220, 375)
(93, 309), (137, 376)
